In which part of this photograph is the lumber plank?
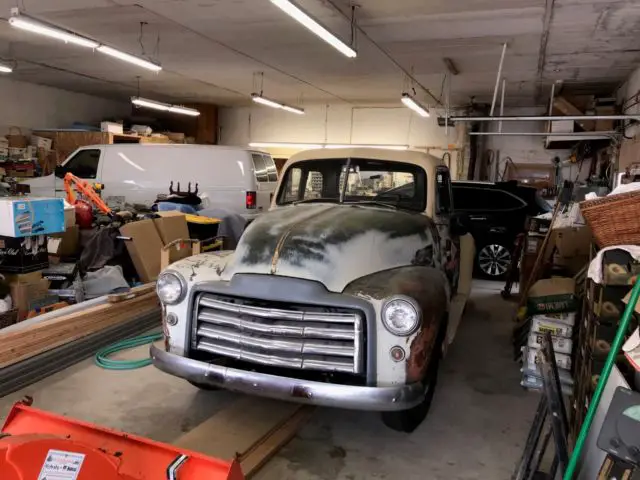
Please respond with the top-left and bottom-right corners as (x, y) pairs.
(239, 406), (315, 478)
(173, 397), (302, 460)
(0, 292), (160, 368)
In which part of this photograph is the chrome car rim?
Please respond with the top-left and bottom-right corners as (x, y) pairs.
(478, 244), (511, 277)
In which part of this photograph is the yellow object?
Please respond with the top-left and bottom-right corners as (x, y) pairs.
(185, 214), (220, 225)
(517, 306), (527, 321)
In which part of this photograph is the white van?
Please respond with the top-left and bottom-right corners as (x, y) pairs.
(24, 144), (278, 218)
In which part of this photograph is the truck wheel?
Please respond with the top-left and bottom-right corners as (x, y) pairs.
(188, 380), (219, 391)
(380, 328), (443, 433)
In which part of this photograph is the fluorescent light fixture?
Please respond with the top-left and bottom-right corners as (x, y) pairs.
(251, 93), (304, 115)
(9, 14), (100, 49)
(249, 142), (409, 150)
(270, 0), (357, 58)
(401, 93), (430, 118)
(0, 62), (12, 73)
(131, 97), (200, 116)
(168, 105), (200, 116)
(98, 45), (162, 72)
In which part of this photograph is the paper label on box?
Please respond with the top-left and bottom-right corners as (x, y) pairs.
(37, 449), (85, 480)
(47, 237), (62, 254)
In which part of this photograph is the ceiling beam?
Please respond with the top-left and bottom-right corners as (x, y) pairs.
(535, 0), (556, 101)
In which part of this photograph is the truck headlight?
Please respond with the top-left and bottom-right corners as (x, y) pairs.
(382, 296), (421, 336)
(157, 272), (185, 305)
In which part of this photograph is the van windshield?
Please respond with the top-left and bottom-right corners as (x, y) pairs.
(277, 158), (427, 212)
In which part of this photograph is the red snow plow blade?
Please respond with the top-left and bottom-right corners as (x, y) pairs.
(0, 401), (244, 480)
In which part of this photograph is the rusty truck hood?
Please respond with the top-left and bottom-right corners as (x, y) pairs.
(220, 203), (439, 292)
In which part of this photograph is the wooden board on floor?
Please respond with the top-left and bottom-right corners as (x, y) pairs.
(174, 397), (314, 478)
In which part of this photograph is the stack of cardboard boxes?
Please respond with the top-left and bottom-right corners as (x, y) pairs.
(0, 197), (67, 324)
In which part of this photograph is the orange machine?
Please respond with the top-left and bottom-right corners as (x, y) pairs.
(64, 172), (113, 216)
(0, 400), (244, 480)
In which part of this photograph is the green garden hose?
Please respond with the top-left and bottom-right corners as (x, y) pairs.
(94, 332), (163, 370)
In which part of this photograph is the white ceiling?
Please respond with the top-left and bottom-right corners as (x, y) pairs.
(0, 0), (637, 108)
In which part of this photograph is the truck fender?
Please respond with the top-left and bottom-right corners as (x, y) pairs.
(344, 266), (449, 386)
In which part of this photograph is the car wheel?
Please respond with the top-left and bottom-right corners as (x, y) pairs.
(477, 243), (512, 278)
(188, 380), (220, 391)
(380, 327), (444, 433)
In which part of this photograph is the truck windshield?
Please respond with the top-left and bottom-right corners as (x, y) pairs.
(277, 158), (427, 212)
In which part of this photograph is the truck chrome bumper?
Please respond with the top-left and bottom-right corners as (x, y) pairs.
(151, 345), (425, 412)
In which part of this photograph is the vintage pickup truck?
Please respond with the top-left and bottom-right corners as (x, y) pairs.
(151, 147), (474, 432)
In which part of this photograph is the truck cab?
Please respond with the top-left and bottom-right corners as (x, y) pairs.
(151, 148), (474, 432)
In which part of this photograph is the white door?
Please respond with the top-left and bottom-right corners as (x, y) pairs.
(250, 153), (279, 212)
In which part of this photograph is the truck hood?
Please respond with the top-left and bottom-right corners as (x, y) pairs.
(221, 203), (439, 292)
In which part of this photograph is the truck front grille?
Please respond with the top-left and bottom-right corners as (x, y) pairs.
(192, 293), (364, 374)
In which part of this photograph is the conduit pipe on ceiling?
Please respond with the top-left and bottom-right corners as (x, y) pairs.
(451, 115), (640, 122)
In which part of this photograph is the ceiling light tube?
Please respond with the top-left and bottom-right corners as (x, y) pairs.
(270, 0), (357, 58)
(9, 14), (99, 49)
(131, 97), (169, 111)
(168, 105), (200, 116)
(251, 93), (305, 115)
(0, 62), (12, 73)
(131, 97), (200, 116)
(98, 45), (162, 72)
(401, 93), (430, 118)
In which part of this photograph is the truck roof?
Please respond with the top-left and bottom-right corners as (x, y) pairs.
(287, 147), (443, 168)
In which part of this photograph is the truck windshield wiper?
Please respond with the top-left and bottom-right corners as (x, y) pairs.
(344, 200), (398, 210)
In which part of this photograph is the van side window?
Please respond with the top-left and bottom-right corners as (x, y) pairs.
(280, 167), (324, 203)
(64, 149), (101, 179)
(263, 155), (278, 182)
(251, 154), (269, 182)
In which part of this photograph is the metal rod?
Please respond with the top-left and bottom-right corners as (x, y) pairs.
(469, 131), (618, 137)
(548, 83), (556, 116)
(564, 277), (640, 479)
(445, 74), (450, 136)
(490, 43), (507, 116)
(451, 114), (639, 122)
(512, 397), (548, 480)
(499, 78), (506, 133)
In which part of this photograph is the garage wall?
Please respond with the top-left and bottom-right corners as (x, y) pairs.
(481, 107), (572, 179)
(0, 77), (130, 135)
(218, 104), (467, 176)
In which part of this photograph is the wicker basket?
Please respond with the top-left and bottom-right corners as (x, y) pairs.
(0, 309), (18, 330)
(580, 190), (640, 247)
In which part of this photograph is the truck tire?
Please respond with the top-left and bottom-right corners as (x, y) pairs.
(380, 322), (445, 433)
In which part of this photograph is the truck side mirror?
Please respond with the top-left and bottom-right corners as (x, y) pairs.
(54, 165), (66, 179)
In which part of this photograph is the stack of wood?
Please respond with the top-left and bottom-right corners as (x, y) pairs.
(0, 286), (160, 369)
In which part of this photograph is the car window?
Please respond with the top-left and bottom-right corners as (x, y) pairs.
(452, 186), (525, 212)
(280, 167), (323, 203)
(263, 155), (278, 182)
(63, 149), (101, 179)
(251, 154), (269, 182)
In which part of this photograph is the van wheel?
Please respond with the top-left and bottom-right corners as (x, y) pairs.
(188, 380), (219, 391)
(380, 326), (444, 433)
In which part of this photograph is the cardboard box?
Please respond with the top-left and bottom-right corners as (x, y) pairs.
(119, 220), (163, 283)
(527, 277), (577, 314)
(101, 121), (123, 134)
(48, 225), (79, 257)
(0, 197), (65, 237)
(10, 277), (50, 320)
(153, 212), (192, 264)
(0, 235), (49, 273)
(2, 270), (43, 285)
(552, 227), (592, 258)
(30, 135), (53, 151)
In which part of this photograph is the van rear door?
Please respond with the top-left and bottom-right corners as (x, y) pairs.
(250, 153), (278, 212)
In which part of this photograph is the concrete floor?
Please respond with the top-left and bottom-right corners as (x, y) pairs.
(0, 280), (539, 479)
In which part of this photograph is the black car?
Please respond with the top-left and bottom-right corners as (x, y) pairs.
(452, 180), (552, 278)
